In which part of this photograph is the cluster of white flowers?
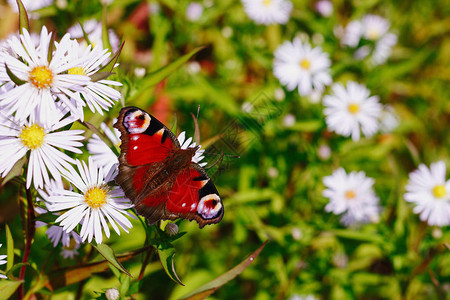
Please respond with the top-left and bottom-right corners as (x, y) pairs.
(0, 22), (135, 249)
(340, 14), (397, 65)
(241, 0), (293, 25)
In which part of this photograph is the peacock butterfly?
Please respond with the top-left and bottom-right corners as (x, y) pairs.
(113, 106), (223, 228)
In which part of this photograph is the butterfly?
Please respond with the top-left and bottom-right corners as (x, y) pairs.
(113, 106), (223, 228)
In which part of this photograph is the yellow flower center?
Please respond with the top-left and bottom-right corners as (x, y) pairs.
(345, 190), (356, 200)
(85, 186), (108, 209)
(299, 59), (311, 70)
(432, 185), (446, 199)
(29, 66), (53, 89)
(263, 0), (271, 6)
(20, 124), (46, 150)
(367, 29), (380, 41)
(348, 103), (360, 114)
(68, 67), (86, 75)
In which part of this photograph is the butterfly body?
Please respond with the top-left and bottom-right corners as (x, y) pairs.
(114, 106), (223, 228)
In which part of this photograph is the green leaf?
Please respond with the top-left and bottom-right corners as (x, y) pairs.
(0, 279), (24, 298)
(1, 155), (26, 186)
(90, 72), (114, 82)
(179, 241), (267, 300)
(92, 244), (132, 277)
(128, 47), (204, 104)
(101, 6), (112, 52)
(5, 225), (13, 271)
(5, 63), (26, 86)
(157, 244), (183, 286)
(16, 0), (29, 34)
(97, 41), (124, 74)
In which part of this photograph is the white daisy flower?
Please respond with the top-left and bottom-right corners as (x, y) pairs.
(404, 161), (450, 227)
(361, 14), (390, 42)
(87, 120), (120, 173)
(274, 38), (332, 96)
(7, 0), (54, 18)
(49, 157), (134, 244)
(65, 41), (122, 115)
(186, 2), (204, 21)
(323, 168), (380, 226)
(0, 244), (7, 279)
(242, 0), (293, 25)
(177, 131), (207, 167)
(323, 81), (382, 141)
(0, 113), (84, 189)
(340, 20), (363, 47)
(67, 19), (120, 52)
(0, 26), (90, 125)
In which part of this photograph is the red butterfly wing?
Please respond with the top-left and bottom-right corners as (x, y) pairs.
(114, 106), (223, 228)
(135, 165), (223, 228)
(114, 106), (179, 201)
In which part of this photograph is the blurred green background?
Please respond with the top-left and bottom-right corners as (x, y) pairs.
(0, 0), (449, 299)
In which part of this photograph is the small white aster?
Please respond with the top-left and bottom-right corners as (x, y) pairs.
(47, 225), (82, 248)
(242, 0), (293, 25)
(404, 161), (450, 227)
(67, 19), (120, 52)
(65, 41), (122, 115)
(323, 81), (382, 141)
(323, 168), (380, 226)
(274, 38), (332, 96)
(49, 157), (134, 244)
(61, 239), (81, 259)
(0, 244), (7, 279)
(0, 26), (90, 125)
(177, 131), (207, 167)
(0, 113), (84, 189)
(379, 105), (399, 133)
(87, 120), (120, 173)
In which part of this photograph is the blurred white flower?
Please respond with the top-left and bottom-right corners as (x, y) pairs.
(340, 14), (397, 65)
(323, 81), (382, 141)
(290, 295), (317, 300)
(47, 225), (82, 248)
(379, 105), (399, 133)
(274, 87), (285, 101)
(186, 2), (204, 21)
(315, 0), (333, 17)
(0, 244), (7, 279)
(267, 167), (279, 178)
(49, 158), (134, 244)
(186, 61), (201, 74)
(274, 38), (332, 96)
(68, 19), (120, 52)
(404, 161), (450, 227)
(283, 114), (295, 126)
(317, 144), (331, 160)
(0, 27), (90, 125)
(0, 113), (84, 189)
(87, 120), (120, 174)
(134, 67), (146, 78)
(242, 0), (293, 25)
(105, 288), (120, 300)
(177, 131), (207, 167)
(100, 0), (114, 5)
(323, 168), (380, 226)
